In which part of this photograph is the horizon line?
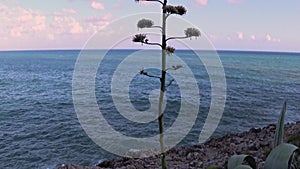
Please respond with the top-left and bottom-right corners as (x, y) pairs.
(0, 48), (300, 54)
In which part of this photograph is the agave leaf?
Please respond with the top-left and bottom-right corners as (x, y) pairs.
(274, 101), (287, 147)
(264, 143), (298, 169)
(235, 165), (253, 169)
(228, 155), (256, 169)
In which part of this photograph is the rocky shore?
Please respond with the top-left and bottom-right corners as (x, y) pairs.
(59, 122), (300, 169)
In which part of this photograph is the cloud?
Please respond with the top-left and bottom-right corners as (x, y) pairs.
(195, 0), (208, 6)
(250, 35), (256, 41)
(265, 34), (280, 42)
(265, 34), (272, 41)
(0, 3), (112, 50)
(91, 1), (105, 10)
(275, 39), (281, 42)
(10, 27), (22, 37)
(32, 15), (46, 31)
(237, 32), (244, 40)
(0, 3), (109, 39)
(192, 0), (245, 7)
(0, 4), (47, 38)
(70, 22), (83, 34)
(50, 16), (83, 34)
(85, 13), (112, 23)
(47, 34), (55, 40)
(227, 0), (242, 3)
(51, 8), (77, 17)
(193, 0), (242, 6)
(62, 8), (77, 14)
(208, 34), (217, 42)
(83, 13), (112, 34)
(114, 0), (123, 9)
(84, 13), (110, 32)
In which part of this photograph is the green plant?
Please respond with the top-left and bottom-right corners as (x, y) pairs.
(264, 143), (298, 169)
(263, 148), (271, 159)
(228, 155), (256, 169)
(274, 101), (287, 147)
(206, 167), (219, 169)
(133, 1), (200, 169)
(288, 134), (300, 147)
(227, 101), (300, 169)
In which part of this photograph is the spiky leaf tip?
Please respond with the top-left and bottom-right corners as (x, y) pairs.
(133, 34), (147, 43)
(185, 28), (201, 38)
(166, 46), (175, 55)
(274, 101), (287, 147)
(137, 19), (154, 29)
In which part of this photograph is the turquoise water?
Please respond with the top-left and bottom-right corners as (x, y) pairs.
(0, 50), (299, 168)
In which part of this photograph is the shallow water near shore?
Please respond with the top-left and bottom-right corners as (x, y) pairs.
(0, 50), (299, 168)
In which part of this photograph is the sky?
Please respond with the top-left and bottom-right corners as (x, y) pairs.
(0, 0), (299, 52)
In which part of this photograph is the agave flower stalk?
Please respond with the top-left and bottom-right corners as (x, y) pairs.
(133, 1), (200, 168)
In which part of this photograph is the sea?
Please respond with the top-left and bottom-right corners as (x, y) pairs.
(0, 50), (299, 168)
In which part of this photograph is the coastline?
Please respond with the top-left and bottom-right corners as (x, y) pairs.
(59, 121), (300, 169)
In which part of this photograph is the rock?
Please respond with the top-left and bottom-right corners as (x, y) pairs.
(98, 160), (111, 168)
(250, 127), (262, 133)
(58, 164), (102, 169)
(60, 122), (300, 169)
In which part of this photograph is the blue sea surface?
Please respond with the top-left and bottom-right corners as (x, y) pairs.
(0, 50), (299, 168)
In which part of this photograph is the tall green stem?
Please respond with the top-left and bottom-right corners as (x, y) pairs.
(158, 1), (167, 168)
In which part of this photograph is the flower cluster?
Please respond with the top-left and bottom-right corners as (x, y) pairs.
(185, 28), (201, 38)
(137, 19), (154, 29)
(166, 46), (175, 55)
(164, 5), (187, 15)
(132, 34), (147, 43)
